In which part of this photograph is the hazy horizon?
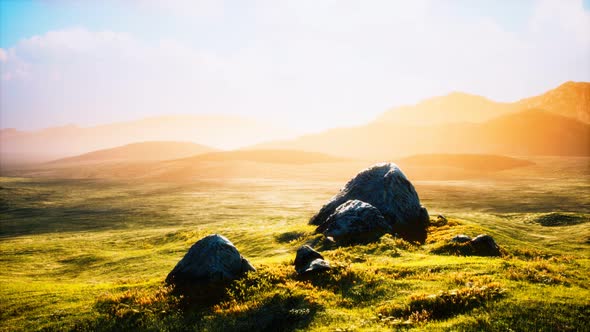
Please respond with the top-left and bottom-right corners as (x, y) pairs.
(0, 80), (579, 133)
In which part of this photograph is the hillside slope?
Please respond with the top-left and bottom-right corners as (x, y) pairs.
(48, 141), (216, 165)
(377, 92), (516, 126)
(516, 81), (590, 123)
(0, 115), (295, 165)
(253, 110), (590, 159)
(397, 154), (534, 172)
(11, 149), (358, 181)
(377, 81), (589, 126)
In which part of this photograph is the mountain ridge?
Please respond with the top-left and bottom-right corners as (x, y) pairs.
(377, 81), (589, 125)
(252, 108), (590, 159)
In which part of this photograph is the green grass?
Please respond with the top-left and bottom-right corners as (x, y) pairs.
(1, 157), (589, 331)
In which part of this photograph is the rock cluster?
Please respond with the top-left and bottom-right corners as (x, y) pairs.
(294, 245), (330, 275)
(164, 163), (508, 301)
(310, 163), (429, 243)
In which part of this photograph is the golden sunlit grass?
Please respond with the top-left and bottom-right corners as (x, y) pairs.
(1, 157), (589, 331)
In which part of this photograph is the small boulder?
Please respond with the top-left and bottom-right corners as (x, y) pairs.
(294, 245), (330, 275)
(451, 234), (472, 243)
(433, 234), (502, 257)
(166, 234), (255, 287)
(310, 163), (429, 243)
(431, 214), (448, 227)
(317, 200), (392, 243)
(470, 234), (501, 256)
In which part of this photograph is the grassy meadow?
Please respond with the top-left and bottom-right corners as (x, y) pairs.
(1, 157), (589, 331)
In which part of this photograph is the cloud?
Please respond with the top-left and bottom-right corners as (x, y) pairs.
(129, 0), (225, 19)
(1, 1), (589, 132)
(0, 28), (222, 127)
(530, 0), (590, 44)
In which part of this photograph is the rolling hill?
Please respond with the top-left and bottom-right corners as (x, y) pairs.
(172, 149), (351, 165)
(10, 149), (358, 181)
(48, 141), (216, 165)
(0, 115), (295, 166)
(394, 153), (536, 180)
(397, 154), (534, 172)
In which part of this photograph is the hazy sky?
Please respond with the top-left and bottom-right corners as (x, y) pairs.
(1, 0), (589, 132)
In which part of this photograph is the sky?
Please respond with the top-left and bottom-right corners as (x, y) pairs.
(1, 0), (589, 132)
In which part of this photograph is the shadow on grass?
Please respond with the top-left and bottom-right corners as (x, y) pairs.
(529, 213), (589, 227)
(205, 292), (319, 332)
(0, 179), (181, 238)
(0, 205), (137, 237)
(73, 286), (318, 332)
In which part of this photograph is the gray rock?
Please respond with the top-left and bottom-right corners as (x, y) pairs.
(294, 245), (330, 275)
(318, 200), (392, 243)
(433, 214), (448, 226)
(166, 234), (255, 286)
(470, 234), (501, 256)
(451, 234), (472, 243)
(431, 214), (448, 227)
(310, 163), (429, 243)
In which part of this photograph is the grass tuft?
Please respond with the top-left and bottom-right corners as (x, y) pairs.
(377, 282), (506, 324)
(503, 259), (570, 285)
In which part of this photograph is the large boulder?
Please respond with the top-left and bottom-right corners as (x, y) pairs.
(166, 234), (255, 287)
(317, 200), (392, 243)
(310, 163), (429, 243)
(294, 245), (330, 275)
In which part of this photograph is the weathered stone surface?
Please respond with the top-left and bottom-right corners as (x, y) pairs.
(451, 234), (472, 243)
(294, 245), (330, 275)
(166, 234), (255, 286)
(310, 163), (429, 243)
(470, 234), (501, 256)
(317, 200), (392, 243)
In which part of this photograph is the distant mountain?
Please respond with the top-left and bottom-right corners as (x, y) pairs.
(253, 81), (590, 158)
(3, 81), (587, 168)
(0, 115), (295, 165)
(48, 141), (216, 165)
(515, 81), (590, 123)
(253, 109), (590, 159)
(377, 92), (516, 126)
(377, 81), (589, 126)
(472, 109), (590, 156)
